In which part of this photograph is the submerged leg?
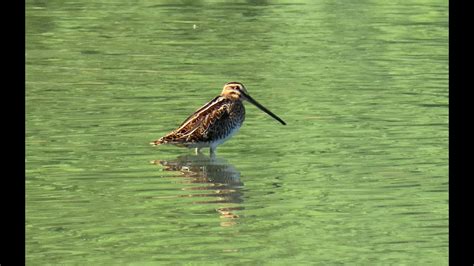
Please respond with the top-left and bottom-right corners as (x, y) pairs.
(210, 146), (217, 159)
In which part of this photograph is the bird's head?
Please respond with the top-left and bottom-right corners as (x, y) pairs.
(220, 81), (286, 125)
(221, 81), (249, 100)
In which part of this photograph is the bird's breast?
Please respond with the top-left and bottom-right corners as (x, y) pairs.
(207, 100), (245, 145)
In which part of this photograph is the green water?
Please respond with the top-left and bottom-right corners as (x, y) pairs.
(26, 0), (448, 264)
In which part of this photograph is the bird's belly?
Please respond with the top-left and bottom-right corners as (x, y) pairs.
(181, 125), (241, 149)
(210, 123), (242, 148)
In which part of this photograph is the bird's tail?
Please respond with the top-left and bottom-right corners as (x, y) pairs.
(150, 137), (166, 146)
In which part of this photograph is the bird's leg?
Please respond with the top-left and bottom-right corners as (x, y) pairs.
(195, 147), (202, 155)
(210, 146), (216, 159)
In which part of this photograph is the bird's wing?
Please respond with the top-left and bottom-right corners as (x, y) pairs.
(162, 97), (230, 143)
(176, 96), (221, 130)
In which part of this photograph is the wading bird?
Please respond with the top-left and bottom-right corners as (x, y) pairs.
(151, 82), (286, 156)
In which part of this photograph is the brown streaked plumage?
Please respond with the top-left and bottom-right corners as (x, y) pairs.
(151, 82), (286, 156)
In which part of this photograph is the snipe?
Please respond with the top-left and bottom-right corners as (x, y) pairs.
(151, 82), (286, 156)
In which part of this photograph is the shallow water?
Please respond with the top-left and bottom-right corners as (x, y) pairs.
(26, 0), (448, 264)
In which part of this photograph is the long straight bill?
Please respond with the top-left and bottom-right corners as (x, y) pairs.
(244, 93), (287, 125)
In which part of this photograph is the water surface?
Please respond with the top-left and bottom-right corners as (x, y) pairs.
(26, 0), (448, 264)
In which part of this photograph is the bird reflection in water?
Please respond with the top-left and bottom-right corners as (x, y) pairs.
(151, 154), (244, 227)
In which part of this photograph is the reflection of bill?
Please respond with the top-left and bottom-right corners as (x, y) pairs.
(152, 154), (244, 227)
